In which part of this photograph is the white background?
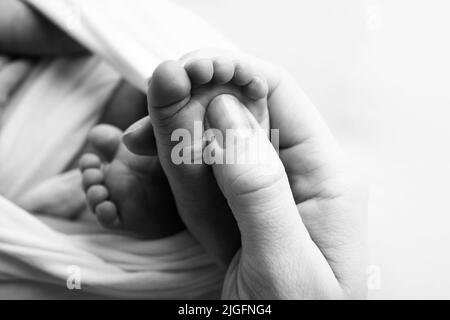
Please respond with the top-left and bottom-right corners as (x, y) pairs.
(175, 0), (450, 299)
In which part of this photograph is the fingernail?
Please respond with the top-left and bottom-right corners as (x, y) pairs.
(206, 95), (252, 135)
(123, 118), (145, 136)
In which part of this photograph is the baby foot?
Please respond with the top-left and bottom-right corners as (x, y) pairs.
(123, 57), (270, 263)
(79, 124), (183, 238)
(150, 57), (270, 136)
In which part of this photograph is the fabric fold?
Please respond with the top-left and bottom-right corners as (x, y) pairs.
(0, 0), (236, 298)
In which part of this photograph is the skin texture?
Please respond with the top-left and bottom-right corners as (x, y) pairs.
(124, 49), (368, 299)
(81, 59), (269, 240)
(125, 58), (271, 264)
(0, 1), (368, 299)
(80, 124), (184, 238)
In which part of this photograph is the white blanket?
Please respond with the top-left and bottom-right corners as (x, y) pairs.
(0, 0), (236, 299)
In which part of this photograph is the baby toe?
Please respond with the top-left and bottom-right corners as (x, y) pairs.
(149, 60), (191, 108)
(82, 169), (104, 191)
(185, 59), (214, 86)
(88, 124), (122, 161)
(87, 185), (109, 210)
(79, 153), (101, 171)
(244, 75), (269, 100)
(212, 57), (235, 84)
(232, 61), (254, 86)
(96, 201), (120, 229)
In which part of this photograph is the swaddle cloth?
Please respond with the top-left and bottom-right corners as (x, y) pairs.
(0, 0), (237, 299)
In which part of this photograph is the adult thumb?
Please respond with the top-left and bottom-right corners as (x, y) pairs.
(204, 95), (310, 253)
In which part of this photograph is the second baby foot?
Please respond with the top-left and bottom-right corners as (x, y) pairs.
(79, 124), (183, 238)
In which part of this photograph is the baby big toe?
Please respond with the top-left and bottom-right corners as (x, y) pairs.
(148, 60), (193, 128)
(149, 60), (191, 108)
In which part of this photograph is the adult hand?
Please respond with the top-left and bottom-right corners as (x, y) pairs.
(206, 94), (367, 299)
(124, 49), (367, 298)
